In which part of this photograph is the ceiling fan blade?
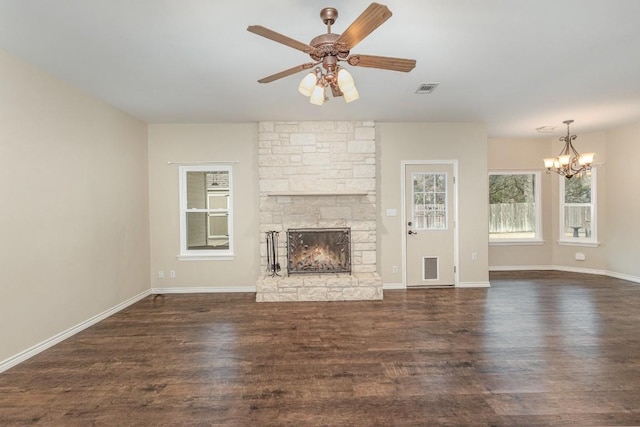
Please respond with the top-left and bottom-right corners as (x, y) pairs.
(257, 63), (316, 83)
(347, 54), (416, 72)
(247, 25), (318, 55)
(334, 3), (393, 51)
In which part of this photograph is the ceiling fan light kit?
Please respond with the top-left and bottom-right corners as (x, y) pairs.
(248, 2), (416, 106)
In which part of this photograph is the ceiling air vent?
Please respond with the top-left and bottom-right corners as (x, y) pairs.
(415, 83), (439, 94)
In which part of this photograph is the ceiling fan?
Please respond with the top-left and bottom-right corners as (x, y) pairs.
(247, 3), (416, 104)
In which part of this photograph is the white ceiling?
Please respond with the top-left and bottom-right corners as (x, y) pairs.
(1, 0), (639, 138)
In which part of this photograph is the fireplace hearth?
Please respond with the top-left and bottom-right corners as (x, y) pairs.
(287, 228), (351, 275)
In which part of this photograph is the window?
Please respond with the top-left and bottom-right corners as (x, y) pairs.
(559, 168), (597, 245)
(412, 172), (447, 230)
(489, 171), (542, 244)
(179, 165), (233, 259)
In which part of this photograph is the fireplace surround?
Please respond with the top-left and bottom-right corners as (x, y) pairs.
(256, 121), (383, 302)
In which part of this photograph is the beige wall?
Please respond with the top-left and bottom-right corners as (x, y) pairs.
(0, 49), (149, 363)
(488, 129), (638, 276)
(147, 124), (260, 289)
(377, 123), (490, 286)
(604, 122), (640, 278)
(488, 138), (554, 267)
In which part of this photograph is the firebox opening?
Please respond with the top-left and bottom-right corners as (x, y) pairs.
(287, 228), (351, 275)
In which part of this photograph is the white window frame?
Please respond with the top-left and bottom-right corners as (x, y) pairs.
(489, 170), (543, 245)
(558, 167), (598, 247)
(178, 164), (234, 260)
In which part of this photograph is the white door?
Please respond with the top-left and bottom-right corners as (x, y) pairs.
(404, 163), (456, 287)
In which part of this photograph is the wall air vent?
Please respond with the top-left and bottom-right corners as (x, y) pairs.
(415, 83), (439, 94)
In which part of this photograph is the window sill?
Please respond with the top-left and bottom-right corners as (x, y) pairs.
(177, 254), (235, 261)
(490, 239), (545, 246)
(557, 240), (600, 248)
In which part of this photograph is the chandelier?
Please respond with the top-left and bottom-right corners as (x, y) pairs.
(543, 120), (595, 179)
(297, 56), (359, 106)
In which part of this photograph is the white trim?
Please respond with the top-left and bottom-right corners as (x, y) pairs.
(556, 240), (600, 248)
(0, 289), (151, 374)
(179, 164), (234, 259)
(558, 167), (598, 244)
(490, 240), (545, 246)
(152, 286), (257, 294)
(606, 270), (640, 284)
(168, 161), (239, 165)
(383, 282), (406, 290)
(177, 255), (235, 261)
(489, 265), (554, 271)
(401, 160), (459, 288)
(457, 281), (491, 288)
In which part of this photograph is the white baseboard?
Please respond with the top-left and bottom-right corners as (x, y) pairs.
(0, 289), (151, 374)
(489, 265), (554, 271)
(606, 270), (640, 284)
(152, 286), (257, 294)
(457, 281), (491, 288)
(383, 282), (405, 290)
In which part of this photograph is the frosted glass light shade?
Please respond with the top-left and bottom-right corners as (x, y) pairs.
(309, 84), (325, 105)
(337, 68), (355, 91)
(579, 152), (595, 165)
(558, 154), (571, 165)
(342, 86), (360, 103)
(298, 73), (317, 96)
(543, 158), (555, 168)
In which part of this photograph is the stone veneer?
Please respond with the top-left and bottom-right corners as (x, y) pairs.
(256, 121), (383, 302)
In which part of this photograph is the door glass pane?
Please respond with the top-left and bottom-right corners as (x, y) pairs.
(413, 172), (447, 230)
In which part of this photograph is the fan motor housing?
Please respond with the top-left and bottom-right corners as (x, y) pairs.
(309, 33), (349, 61)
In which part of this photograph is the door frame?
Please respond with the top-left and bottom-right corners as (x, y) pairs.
(401, 160), (460, 288)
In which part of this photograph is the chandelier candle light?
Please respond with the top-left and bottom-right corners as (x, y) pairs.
(543, 120), (595, 179)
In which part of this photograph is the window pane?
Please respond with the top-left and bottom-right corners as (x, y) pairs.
(186, 212), (229, 250)
(186, 172), (208, 209)
(563, 206), (592, 238)
(564, 173), (591, 203)
(413, 172), (447, 230)
(207, 193), (229, 210)
(489, 173), (537, 239)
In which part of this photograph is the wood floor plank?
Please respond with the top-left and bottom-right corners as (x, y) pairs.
(1, 270), (640, 425)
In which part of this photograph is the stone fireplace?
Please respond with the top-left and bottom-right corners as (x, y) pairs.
(256, 121), (383, 302)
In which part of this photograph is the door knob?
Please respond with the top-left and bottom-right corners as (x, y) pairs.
(408, 230), (418, 235)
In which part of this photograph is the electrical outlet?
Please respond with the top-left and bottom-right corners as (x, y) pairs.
(392, 265), (399, 274)
(169, 270), (176, 278)
(158, 271), (165, 279)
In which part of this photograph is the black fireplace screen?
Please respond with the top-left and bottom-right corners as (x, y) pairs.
(287, 228), (351, 275)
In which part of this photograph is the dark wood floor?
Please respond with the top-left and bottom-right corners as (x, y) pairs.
(1, 271), (640, 426)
